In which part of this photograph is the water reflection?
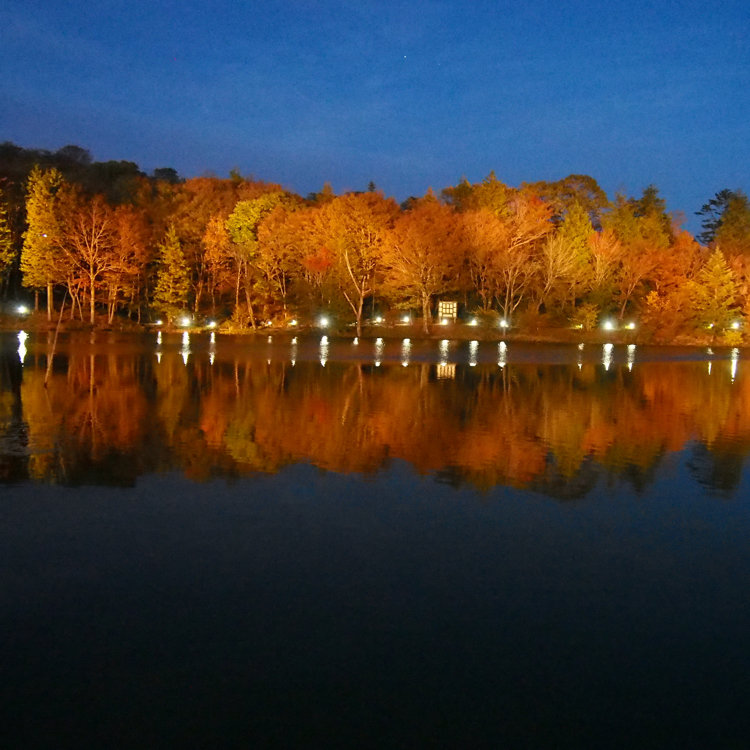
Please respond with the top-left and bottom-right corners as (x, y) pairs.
(181, 331), (191, 365)
(17, 331), (27, 364)
(498, 341), (507, 368)
(401, 338), (411, 367)
(2, 336), (749, 496)
(439, 339), (450, 365)
(627, 344), (636, 371)
(374, 337), (384, 367)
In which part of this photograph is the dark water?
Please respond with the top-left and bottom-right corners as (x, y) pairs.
(1, 331), (750, 748)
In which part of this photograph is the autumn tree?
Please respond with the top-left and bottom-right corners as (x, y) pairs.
(537, 202), (593, 314)
(464, 192), (552, 319)
(381, 196), (464, 332)
(319, 191), (399, 336)
(256, 203), (304, 315)
(153, 225), (190, 321)
(107, 205), (151, 322)
(603, 192), (670, 318)
(201, 214), (234, 315)
(226, 191), (292, 327)
(0, 189), (15, 293)
(55, 186), (119, 324)
(20, 166), (63, 318)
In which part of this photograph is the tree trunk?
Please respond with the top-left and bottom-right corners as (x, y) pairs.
(47, 282), (53, 321)
(89, 273), (96, 325)
(421, 293), (431, 334)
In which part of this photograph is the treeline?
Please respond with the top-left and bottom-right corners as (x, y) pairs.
(1, 141), (749, 341)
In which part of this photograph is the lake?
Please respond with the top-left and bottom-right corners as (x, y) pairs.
(2, 331), (749, 748)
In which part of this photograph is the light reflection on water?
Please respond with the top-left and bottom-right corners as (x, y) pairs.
(1, 332), (748, 496)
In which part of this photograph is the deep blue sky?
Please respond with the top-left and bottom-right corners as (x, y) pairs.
(2, 0), (748, 231)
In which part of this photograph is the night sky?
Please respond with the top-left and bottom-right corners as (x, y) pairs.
(2, 0), (748, 230)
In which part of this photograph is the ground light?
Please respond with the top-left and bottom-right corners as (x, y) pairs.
(180, 316), (191, 327)
(732, 321), (741, 330)
(319, 316), (329, 327)
(16, 304), (30, 315)
(602, 320), (615, 331)
(402, 315), (410, 324)
(499, 319), (509, 329)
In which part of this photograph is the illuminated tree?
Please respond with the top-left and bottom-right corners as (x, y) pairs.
(320, 191), (399, 336)
(107, 205), (151, 323)
(226, 191), (291, 327)
(537, 202), (593, 313)
(691, 248), (739, 330)
(55, 187), (120, 324)
(0, 189), (15, 292)
(201, 214), (233, 314)
(381, 196), (464, 332)
(153, 225), (190, 321)
(20, 166), (63, 318)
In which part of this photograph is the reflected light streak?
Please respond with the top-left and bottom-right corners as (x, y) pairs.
(469, 340), (478, 367)
(156, 331), (162, 345)
(731, 348), (739, 382)
(181, 331), (191, 365)
(439, 339), (450, 365)
(353, 337), (358, 345)
(17, 330), (27, 364)
(320, 335), (329, 367)
(156, 351), (162, 364)
(627, 344), (636, 372)
(498, 341), (507, 368)
(291, 337), (298, 366)
(374, 337), (384, 367)
(401, 338), (411, 367)
(209, 331), (216, 345)
(209, 352), (215, 366)
(602, 342), (613, 371)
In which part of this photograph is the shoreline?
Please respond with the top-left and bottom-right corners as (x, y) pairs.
(0, 314), (737, 349)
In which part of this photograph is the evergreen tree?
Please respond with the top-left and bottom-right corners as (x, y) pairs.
(153, 226), (190, 321)
(20, 166), (63, 318)
(714, 192), (750, 256)
(691, 248), (738, 330)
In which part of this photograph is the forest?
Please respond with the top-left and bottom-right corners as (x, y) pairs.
(1, 140), (749, 343)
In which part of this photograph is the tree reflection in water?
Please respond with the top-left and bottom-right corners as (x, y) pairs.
(0, 333), (748, 495)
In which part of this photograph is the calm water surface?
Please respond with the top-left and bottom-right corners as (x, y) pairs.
(1, 331), (749, 748)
